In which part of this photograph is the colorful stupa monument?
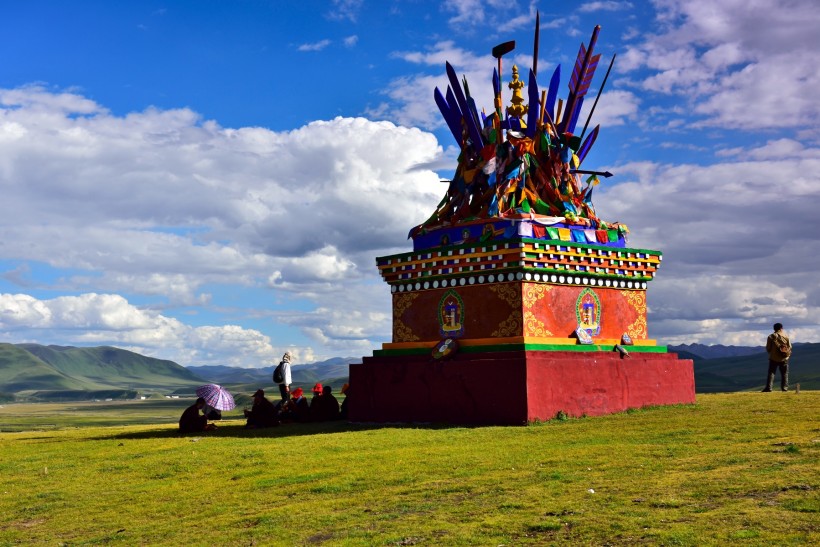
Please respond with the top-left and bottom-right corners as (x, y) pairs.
(349, 19), (695, 425)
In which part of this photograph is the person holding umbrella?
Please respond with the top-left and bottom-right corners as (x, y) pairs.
(195, 384), (236, 417)
(179, 397), (217, 433)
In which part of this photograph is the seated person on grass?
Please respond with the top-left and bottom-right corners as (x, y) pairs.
(287, 387), (311, 422)
(310, 383), (323, 408)
(244, 389), (279, 428)
(179, 397), (217, 433)
(312, 385), (340, 421)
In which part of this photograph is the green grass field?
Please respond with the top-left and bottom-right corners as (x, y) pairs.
(1, 393), (817, 545)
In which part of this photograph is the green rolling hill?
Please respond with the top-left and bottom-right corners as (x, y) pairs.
(0, 343), (205, 400)
(0, 344), (88, 392)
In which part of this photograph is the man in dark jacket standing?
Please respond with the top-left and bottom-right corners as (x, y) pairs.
(763, 323), (792, 392)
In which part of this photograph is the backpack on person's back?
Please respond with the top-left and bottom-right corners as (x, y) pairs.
(273, 361), (285, 383)
(773, 332), (791, 359)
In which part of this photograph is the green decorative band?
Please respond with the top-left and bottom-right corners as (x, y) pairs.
(373, 344), (669, 357)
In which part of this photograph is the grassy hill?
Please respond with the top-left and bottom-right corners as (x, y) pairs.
(0, 344), (88, 392)
(0, 344), (206, 400)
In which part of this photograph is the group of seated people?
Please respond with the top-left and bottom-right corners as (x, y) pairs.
(178, 382), (349, 433)
(244, 383), (348, 428)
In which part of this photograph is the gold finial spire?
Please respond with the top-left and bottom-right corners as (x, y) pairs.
(506, 65), (528, 122)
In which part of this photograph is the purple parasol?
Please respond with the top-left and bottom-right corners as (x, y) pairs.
(195, 384), (236, 411)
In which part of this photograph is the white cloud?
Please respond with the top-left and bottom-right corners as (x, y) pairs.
(620, 0), (820, 130)
(579, 89), (640, 128)
(717, 138), (814, 160)
(595, 144), (820, 344)
(297, 39), (331, 52)
(443, 0), (488, 27)
(343, 35), (358, 47)
(0, 292), (285, 367)
(578, 1), (634, 13)
(327, 0), (363, 23)
(0, 86), (446, 364)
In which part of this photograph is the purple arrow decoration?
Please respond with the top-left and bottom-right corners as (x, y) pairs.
(446, 61), (484, 151)
(545, 65), (560, 124)
(526, 68), (540, 138)
(434, 87), (463, 144)
(577, 124), (599, 165)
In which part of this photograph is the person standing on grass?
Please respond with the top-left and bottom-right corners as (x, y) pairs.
(277, 351), (293, 402)
(763, 322), (792, 392)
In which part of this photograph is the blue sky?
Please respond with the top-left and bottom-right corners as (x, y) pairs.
(1, 0), (818, 367)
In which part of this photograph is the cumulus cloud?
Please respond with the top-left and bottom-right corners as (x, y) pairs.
(578, 89), (640, 128)
(298, 39), (332, 52)
(443, 0), (507, 28)
(0, 292), (282, 367)
(620, 0), (820, 130)
(578, 1), (634, 13)
(327, 0), (363, 23)
(0, 86), (446, 365)
(594, 139), (820, 344)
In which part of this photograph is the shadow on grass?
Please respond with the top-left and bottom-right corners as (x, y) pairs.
(90, 419), (472, 441)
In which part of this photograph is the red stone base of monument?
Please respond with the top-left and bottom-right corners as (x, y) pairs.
(349, 350), (695, 425)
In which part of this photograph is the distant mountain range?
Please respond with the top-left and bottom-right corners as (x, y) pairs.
(1, 342), (817, 402)
(187, 357), (358, 393)
(667, 343), (763, 360)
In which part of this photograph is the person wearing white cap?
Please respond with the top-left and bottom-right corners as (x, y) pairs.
(275, 351), (293, 401)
